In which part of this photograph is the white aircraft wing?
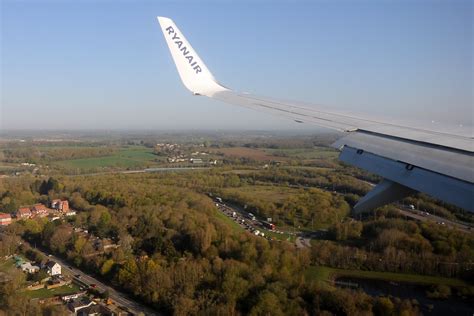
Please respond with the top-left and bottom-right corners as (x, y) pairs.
(157, 16), (474, 213)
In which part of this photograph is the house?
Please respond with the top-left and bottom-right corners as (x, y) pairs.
(0, 213), (11, 226)
(20, 262), (40, 273)
(77, 304), (115, 316)
(16, 207), (32, 219)
(51, 200), (69, 212)
(50, 199), (61, 209)
(68, 297), (95, 314)
(44, 260), (61, 276)
(31, 204), (48, 217)
(59, 200), (69, 211)
(65, 210), (77, 217)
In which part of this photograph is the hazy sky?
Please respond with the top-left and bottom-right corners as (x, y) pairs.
(1, 0), (472, 131)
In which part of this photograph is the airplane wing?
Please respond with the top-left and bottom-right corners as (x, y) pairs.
(157, 16), (474, 213)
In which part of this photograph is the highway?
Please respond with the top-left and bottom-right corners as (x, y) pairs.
(33, 247), (160, 315)
(396, 207), (472, 234)
(281, 182), (472, 234)
(67, 167), (210, 178)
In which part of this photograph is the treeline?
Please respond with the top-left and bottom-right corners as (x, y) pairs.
(2, 146), (117, 163)
(240, 168), (372, 197)
(0, 174), (424, 315)
(317, 218), (474, 281)
(237, 134), (341, 149)
(238, 168), (473, 223)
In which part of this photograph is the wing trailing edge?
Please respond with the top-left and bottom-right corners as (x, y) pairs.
(157, 17), (474, 213)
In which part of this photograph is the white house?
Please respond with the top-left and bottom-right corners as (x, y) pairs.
(65, 210), (76, 216)
(45, 260), (61, 276)
(20, 262), (40, 274)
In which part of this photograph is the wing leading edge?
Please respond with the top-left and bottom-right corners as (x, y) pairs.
(157, 16), (474, 212)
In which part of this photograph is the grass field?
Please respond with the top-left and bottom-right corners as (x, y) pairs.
(25, 283), (82, 299)
(55, 146), (162, 170)
(209, 147), (280, 162)
(264, 147), (338, 160)
(305, 266), (470, 288)
(264, 230), (296, 242)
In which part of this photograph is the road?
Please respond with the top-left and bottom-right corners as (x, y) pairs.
(67, 167), (210, 177)
(396, 207), (472, 234)
(33, 248), (160, 315)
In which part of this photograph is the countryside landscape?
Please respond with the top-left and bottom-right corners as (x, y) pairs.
(0, 130), (472, 315)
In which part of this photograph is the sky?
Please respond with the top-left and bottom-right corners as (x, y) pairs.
(0, 0), (472, 131)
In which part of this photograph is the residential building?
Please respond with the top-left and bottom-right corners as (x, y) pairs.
(68, 297), (95, 314)
(31, 204), (48, 217)
(20, 262), (40, 273)
(0, 213), (11, 226)
(77, 304), (115, 316)
(50, 199), (61, 209)
(45, 260), (61, 276)
(65, 210), (77, 216)
(59, 200), (69, 211)
(51, 200), (69, 212)
(16, 207), (32, 219)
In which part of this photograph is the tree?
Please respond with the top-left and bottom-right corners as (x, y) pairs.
(101, 259), (115, 276)
(373, 297), (394, 315)
(250, 290), (285, 316)
(49, 226), (72, 254)
(39, 177), (60, 195)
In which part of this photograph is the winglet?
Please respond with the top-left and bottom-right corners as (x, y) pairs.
(157, 17), (227, 96)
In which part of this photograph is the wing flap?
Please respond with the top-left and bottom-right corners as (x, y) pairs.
(157, 16), (474, 212)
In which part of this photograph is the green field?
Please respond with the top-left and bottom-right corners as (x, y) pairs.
(24, 283), (82, 299)
(55, 146), (162, 170)
(264, 230), (296, 242)
(264, 147), (338, 160)
(305, 266), (470, 288)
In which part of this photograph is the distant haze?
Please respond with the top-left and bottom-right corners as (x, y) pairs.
(1, 0), (472, 131)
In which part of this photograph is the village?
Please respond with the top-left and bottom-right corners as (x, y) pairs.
(155, 143), (218, 165)
(1, 252), (129, 315)
(0, 199), (76, 226)
(0, 200), (133, 315)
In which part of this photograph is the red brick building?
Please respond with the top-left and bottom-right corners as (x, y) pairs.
(16, 207), (32, 219)
(51, 200), (69, 212)
(58, 200), (69, 212)
(0, 213), (12, 226)
(31, 204), (48, 217)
